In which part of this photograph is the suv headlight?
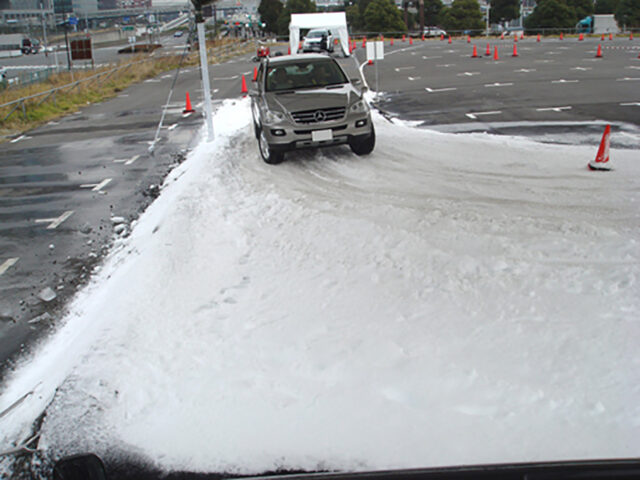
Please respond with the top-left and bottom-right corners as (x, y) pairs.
(350, 99), (369, 114)
(264, 109), (286, 124)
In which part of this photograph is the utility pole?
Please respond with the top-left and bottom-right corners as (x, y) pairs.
(486, 1), (490, 38)
(191, 0), (215, 141)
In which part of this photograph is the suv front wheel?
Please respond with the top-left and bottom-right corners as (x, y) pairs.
(349, 125), (376, 156)
(257, 126), (285, 165)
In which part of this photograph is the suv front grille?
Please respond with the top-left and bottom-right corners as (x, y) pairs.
(291, 107), (346, 124)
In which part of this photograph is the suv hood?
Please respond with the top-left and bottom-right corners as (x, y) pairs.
(266, 84), (360, 116)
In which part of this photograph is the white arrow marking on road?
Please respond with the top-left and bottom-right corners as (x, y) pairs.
(457, 72), (480, 76)
(514, 68), (536, 73)
(125, 154), (140, 165)
(425, 87), (457, 93)
(485, 82), (513, 87)
(407, 76), (421, 81)
(80, 178), (112, 192)
(35, 210), (74, 230)
(620, 102), (640, 106)
(394, 66), (415, 72)
(551, 79), (579, 83)
(572, 67), (592, 71)
(466, 111), (502, 120)
(0, 258), (19, 277)
(617, 77), (640, 81)
(536, 106), (572, 112)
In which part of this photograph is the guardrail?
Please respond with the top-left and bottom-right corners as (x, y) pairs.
(0, 40), (250, 125)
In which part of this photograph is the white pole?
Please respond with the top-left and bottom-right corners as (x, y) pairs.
(197, 21), (214, 141)
(486, 1), (490, 38)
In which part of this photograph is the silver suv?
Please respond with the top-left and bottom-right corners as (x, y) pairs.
(249, 54), (375, 165)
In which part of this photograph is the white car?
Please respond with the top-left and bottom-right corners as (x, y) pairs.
(423, 26), (447, 37)
(302, 29), (334, 53)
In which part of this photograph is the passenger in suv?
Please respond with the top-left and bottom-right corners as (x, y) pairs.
(249, 54), (375, 165)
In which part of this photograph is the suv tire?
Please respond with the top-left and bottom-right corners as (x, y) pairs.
(349, 126), (376, 156)
(258, 126), (285, 165)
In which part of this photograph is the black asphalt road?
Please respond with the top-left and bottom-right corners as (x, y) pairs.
(0, 48), (256, 378)
(350, 35), (640, 131)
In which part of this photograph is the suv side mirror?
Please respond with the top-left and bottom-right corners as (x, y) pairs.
(350, 77), (361, 85)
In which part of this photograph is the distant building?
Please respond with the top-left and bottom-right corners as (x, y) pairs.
(119, 0), (152, 7)
(72, 0), (98, 13)
(98, 0), (117, 9)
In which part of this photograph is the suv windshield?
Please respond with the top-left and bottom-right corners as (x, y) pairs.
(266, 60), (347, 92)
(307, 30), (328, 38)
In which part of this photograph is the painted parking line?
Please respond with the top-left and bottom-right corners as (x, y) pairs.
(114, 155), (140, 165)
(167, 123), (178, 131)
(466, 111), (501, 120)
(485, 82), (513, 87)
(620, 102), (640, 106)
(457, 72), (480, 76)
(572, 67), (592, 71)
(80, 178), (112, 192)
(514, 68), (536, 73)
(0, 258), (19, 277)
(407, 76), (421, 81)
(394, 66), (415, 72)
(617, 77), (640, 81)
(536, 106), (572, 112)
(10, 135), (31, 143)
(626, 66), (640, 70)
(425, 87), (457, 93)
(551, 79), (579, 83)
(422, 55), (443, 60)
(35, 210), (74, 230)
(212, 75), (239, 81)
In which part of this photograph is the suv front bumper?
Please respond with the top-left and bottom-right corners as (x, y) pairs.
(262, 113), (372, 152)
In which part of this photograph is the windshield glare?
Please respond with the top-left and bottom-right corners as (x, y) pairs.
(266, 61), (347, 91)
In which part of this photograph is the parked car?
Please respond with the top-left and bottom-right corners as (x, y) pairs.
(250, 54), (375, 164)
(173, 30), (184, 37)
(302, 28), (334, 53)
(423, 26), (447, 37)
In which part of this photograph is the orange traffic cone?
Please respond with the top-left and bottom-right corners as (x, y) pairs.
(471, 44), (479, 57)
(421, 33), (425, 41)
(440, 34), (444, 41)
(537, 33), (541, 42)
(287, 45), (291, 54)
(514, 35), (518, 43)
(601, 34), (605, 41)
(390, 37), (394, 46)
(362, 38), (366, 48)
(252, 66), (258, 81)
(520, 32), (524, 40)
(409, 36), (413, 45)
(448, 35), (452, 44)
(183, 92), (195, 114)
(596, 43), (603, 58)
(512, 43), (519, 57)
(588, 125), (612, 171)
(630, 32), (634, 40)
(367, 59), (373, 65)
(494, 46), (499, 60)
(579, 33), (584, 41)
(609, 33), (613, 40)
(501, 32), (505, 40)
(467, 35), (471, 43)
(241, 75), (248, 95)
(402, 34), (406, 42)
(560, 32), (564, 40)
(485, 43), (491, 55)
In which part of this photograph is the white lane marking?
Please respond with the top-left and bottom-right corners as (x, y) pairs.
(536, 106), (572, 112)
(0, 258), (19, 277)
(35, 210), (74, 229)
(422, 55), (442, 60)
(485, 82), (513, 87)
(182, 112), (193, 118)
(144, 79), (161, 83)
(572, 67), (592, 71)
(213, 88), (219, 93)
(617, 77), (640, 81)
(436, 64), (455, 67)
(425, 87), (457, 93)
(466, 111), (502, 120)
(161, 74), (173, 79)
(514, 68), (536, 73)
(125, 154), (140, 165)
(80, 178), (112, 192)
(457, 71), (480, 76)
(10, 135), (31, 143)
(212, 75), (238, 81)
(394, 66), (415, 72)
(535, 59), (554, 63)
(167, 123), (178, 130)
(551, 79), (579, 83)
(48, 121), (59, 125)
(407, 76), (421, 81)
(118, 94), (129, 97)
(626, 66), (640, 70)
(620, 102), (640, 106)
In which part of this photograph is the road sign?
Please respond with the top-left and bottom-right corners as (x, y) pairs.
(68, 16), (78, 26)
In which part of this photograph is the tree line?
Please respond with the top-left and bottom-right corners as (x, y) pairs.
(258, 0), (640, 36)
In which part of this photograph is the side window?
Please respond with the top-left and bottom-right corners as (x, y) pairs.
(257, 63), (265, 90)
